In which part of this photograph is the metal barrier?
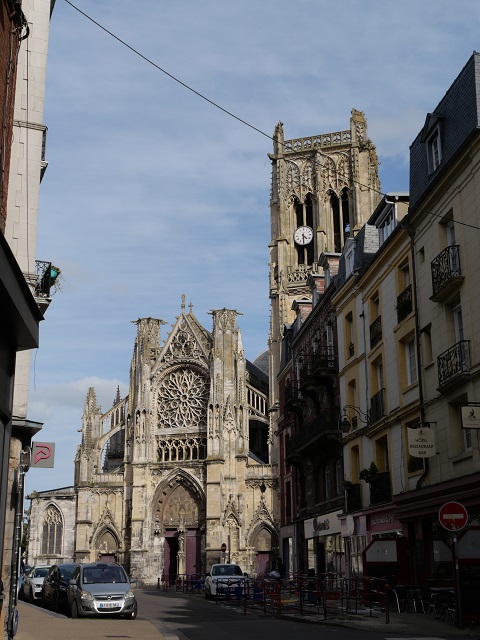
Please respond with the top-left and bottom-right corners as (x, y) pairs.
(159, 573), (391, 623)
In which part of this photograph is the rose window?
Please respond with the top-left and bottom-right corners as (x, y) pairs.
(157, 369), (208, 429)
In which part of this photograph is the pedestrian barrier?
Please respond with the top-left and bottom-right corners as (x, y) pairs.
(210, 574), (390, 623)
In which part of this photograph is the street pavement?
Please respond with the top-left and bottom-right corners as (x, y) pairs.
(15, 590), (480, 640)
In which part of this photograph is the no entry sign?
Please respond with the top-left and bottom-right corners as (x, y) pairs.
(439, 501), (468, 531)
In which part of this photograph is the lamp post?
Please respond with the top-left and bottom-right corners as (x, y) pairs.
(340, 405), (370, 434)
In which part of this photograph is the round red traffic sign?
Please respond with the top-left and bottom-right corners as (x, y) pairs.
(439, 501), (468, 531)
(221, 543), (227, 552)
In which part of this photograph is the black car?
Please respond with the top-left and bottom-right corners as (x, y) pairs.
(42, 563), (79, 612)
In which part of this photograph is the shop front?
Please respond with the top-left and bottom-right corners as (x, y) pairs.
(304, 510), (344, 576)
(394, 473), (480, 586)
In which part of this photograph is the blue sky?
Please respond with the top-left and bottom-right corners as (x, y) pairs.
(27, 0), (480, 493)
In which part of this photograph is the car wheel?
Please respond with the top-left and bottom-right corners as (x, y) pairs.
(125, 603), (137, 619)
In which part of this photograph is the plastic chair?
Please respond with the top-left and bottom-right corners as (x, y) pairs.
(406, 588), (425, 613)
(426, 592), (438, 616)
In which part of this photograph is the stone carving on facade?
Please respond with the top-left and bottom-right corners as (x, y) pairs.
(321, 152), (351, 198)
(351, 108), (366, 144)
(161, 484), (201, 529)
(156, 367), (208, 429)
(89, 504), (121, 546)
(222, 494), (242, 525)
(212, 308), (238, 333)
(245, 497), (276, 542)
(223, 400), (236, 433)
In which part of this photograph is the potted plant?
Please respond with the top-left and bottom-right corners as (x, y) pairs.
(359, 461), (379, 483)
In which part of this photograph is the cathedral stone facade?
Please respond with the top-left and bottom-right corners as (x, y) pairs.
(27, 302), (278, 584)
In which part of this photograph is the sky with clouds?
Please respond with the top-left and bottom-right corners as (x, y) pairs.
(26, 0), (480, 494)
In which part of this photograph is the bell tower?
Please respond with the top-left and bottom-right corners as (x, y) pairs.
(268, 109), (381, 403)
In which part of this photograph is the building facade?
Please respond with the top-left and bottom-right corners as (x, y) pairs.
(394, 52), (480, 586)
(28, 303), (279, 584)
(333, 194), (414, 580)
(1, 1), (55, 638)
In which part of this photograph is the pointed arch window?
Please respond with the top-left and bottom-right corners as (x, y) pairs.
(332, 188), (351, 252)
(41, 505), (63, 555)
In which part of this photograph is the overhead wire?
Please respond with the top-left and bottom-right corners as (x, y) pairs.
(63, 0), (480, 233)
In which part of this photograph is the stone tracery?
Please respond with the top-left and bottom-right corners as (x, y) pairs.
(157, 368), (208, 429)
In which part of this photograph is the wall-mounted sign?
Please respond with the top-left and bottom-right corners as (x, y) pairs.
(31, 442), (55, 468)
(407, 427), (436, 458)
(461, 405), (480, 429)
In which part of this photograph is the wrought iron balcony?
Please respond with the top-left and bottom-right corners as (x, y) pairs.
(284, 380), (303, 411)
(296, 408), (340, 451)
(345, 482), (362, 512)
(431, 245), (464, 302)
(285, 435), (301, 465)
(369, 471), (392, 506)
(369, 388), (386, 425)
(396, 284), (412, 323)
(369, 315), (382, 349)
(312, 345), (336, 374)
(437, 340), (470, 391)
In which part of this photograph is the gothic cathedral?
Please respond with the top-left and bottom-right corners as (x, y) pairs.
(28, 302), (278, 583)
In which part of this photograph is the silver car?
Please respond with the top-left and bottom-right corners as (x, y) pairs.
(67, 562), (137, 618)
(21, 565), (50, 603)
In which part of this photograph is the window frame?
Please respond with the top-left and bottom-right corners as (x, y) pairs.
(427, 124), (442, 173)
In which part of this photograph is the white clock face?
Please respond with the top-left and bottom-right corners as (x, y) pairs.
(294, 225), (313, 246)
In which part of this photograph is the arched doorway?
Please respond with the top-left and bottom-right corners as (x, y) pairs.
(154, 473), (205, 579)
(96, 528), (119, 563)
(251, 525), (279, 577)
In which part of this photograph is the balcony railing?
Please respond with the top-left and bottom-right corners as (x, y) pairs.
(284, 380), (302, 405)
(437, 340), (470, 390)
(369, 315), (382, 349)
(345, 483), (362, 512)
(431, 245), (463, 302)
(369, 471), (392, 506)
(396, 284), (412, 323)
(312, 345), (336, 373)
(296, 409), (340, 450)
(370, 388), (386, 425)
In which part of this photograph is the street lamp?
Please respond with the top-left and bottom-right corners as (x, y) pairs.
(340, 405), (371, 434)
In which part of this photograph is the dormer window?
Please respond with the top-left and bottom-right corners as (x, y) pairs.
(427, 125), (442, 173)
(420, 113), (443, 175)
(378, 210), (395, 244)
(345, 245), (355, 277)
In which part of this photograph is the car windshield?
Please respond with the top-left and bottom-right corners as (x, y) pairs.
(59, 566), (77, 580)
(211, 565), (243, 577)
(82, 566), (127, 584)
(33, 568), (49, 578)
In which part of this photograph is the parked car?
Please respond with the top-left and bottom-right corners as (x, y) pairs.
(204, 563), (244, 600)
(21, 565), (50, 603)
(42, 563), (79, 612)
(67, 562), (137, 619)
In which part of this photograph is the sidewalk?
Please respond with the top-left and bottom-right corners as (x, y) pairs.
(15, 601), (167, 640)
(15, 594), (480, 640)
(283, 608), (480, 637)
